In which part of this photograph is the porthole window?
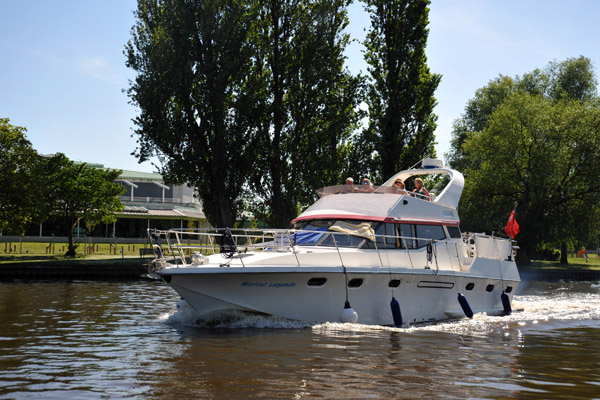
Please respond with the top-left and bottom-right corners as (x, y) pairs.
(485, 284), (494, 292)
(348, 278), (364, 288)
(505, 286), (513, 293)
(389, 279), (400, 288)
(465, 282), (474, 291)
(307, 277), (327, 286)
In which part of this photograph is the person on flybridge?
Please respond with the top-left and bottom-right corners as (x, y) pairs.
(391, 179), (408, 195)
(345, 177), (356, 193)
(412, 178), (431, 201)
(360, 178), (375, 192)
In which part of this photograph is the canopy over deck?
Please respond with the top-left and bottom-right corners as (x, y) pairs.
(293, 160), (463, 224)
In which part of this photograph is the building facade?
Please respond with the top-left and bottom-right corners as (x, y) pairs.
(29, 166), (210, 239)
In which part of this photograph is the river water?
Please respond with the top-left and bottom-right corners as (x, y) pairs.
(0, 279), (599, 399)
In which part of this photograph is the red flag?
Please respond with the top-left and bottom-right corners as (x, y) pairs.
(504, 209), (520, 239)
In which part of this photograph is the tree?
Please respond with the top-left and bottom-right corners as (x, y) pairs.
(46, 154), (125, 256)
(126, 0), (262, 228)
(447, 56), (597, 171)
(248, 0), (362, 227)
(446, 75), (516, 172)
(448, 57), (600, 263)
(361, 0), (440, 181)
(458, 93), (600, 263)
(0, 119), (46, 235)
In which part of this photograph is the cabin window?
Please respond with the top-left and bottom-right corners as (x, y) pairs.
(294, 219), (368, 248)
(398, 224), (417, 249)
(364, 223), (397, 249)
(446, 226), (462, 239)
(377, 223), (398, 249)
(320, 232), (366, 248)
(415, 224), (446, 248)
(297, 219), (332, 230)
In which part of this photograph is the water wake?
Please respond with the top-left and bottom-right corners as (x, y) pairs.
(161, 299), (311, 329)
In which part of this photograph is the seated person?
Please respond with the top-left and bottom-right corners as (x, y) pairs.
(412, 178), (431, 200)
(345, 177), (356, 192)
(391, 179), (408, 195)
(360, 178), (375, 192)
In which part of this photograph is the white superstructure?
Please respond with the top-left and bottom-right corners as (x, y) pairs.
(148, 159), (520, 326)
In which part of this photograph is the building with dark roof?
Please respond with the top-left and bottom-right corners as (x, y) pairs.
(113, 169), (209, 238)
(29, 166), (210, 239)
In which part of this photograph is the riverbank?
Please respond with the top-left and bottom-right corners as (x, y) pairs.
(519, 260), (600, 281)
(0, 256), (152, 280)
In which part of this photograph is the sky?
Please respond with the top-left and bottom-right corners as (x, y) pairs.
(1, 0), (600, 174)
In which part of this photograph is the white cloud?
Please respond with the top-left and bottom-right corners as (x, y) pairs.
(77, 57), (125, 85)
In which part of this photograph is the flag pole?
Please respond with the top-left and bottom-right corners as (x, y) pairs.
(512, 202), (518, 240)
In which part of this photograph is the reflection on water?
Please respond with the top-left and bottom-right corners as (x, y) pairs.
(0, 279), (598, 399)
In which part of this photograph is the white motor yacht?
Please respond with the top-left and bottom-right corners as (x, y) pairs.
(147, 159), (520, 326)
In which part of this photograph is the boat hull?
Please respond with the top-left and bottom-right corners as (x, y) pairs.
(161, 267), (519, 326)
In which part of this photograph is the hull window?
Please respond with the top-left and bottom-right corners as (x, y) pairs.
(348, 278), (364, 288)
(505, 286), (513, 293)
(307, 277), (327, 286)
(485, 284), (494, 292)
(465, 282), (475, 291)
(388, 279), (401, 288)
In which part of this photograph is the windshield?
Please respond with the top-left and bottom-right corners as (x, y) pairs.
(293, 219), (371, 248)
(293, 219), (451, 249)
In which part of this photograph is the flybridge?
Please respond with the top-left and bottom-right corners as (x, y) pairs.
(294, 159), (463, 225)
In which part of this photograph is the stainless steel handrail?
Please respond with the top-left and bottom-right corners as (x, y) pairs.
(147, 227), (513, 268)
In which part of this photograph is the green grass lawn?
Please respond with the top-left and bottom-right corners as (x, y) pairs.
(524, 255), (600, 270)
(0, 239), (213, 264)
(0, 240), (154, 263)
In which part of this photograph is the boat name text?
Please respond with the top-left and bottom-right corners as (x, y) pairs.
(241, 281), (296, 288)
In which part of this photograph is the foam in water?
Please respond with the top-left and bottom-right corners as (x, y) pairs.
(160, 282), (600, 333)
(161, 299), (311, 329)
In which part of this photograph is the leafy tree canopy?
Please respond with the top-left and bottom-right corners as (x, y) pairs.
(449, 57), (600, 262)
(447, 56), (598, 170)
(126, 0), (261, 228)
(46, 154), (125, 256)
(0, 119), (47, 235)
(360, 0), (441, 181)
(126, 0), (362, 228)
(248, 0), (362, 227)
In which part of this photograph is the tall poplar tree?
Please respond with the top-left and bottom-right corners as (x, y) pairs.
(127, 0), (361, 228)
(126, 0), (262, 227)
(250, 0), (362, 227)
(362, 0), (440, 181)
